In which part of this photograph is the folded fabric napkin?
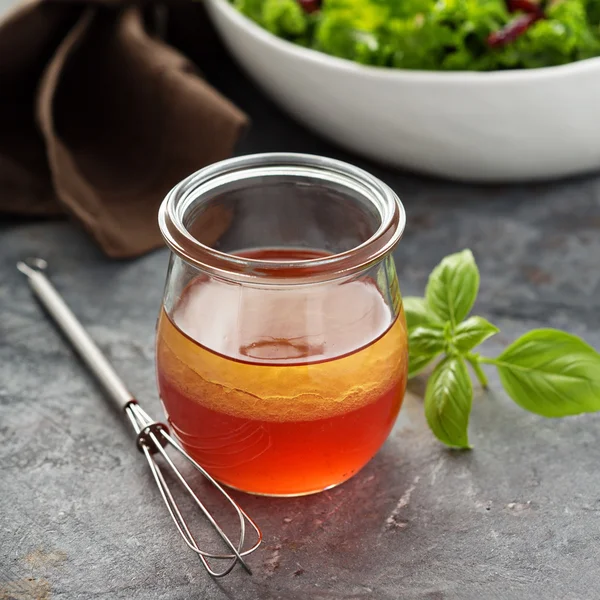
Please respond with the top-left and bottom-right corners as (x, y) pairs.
(0, 0), (247, 257)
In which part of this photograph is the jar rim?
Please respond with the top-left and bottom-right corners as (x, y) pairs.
(158, 153), (406, 284)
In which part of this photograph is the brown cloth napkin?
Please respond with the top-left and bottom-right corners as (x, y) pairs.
(0, 0), (248, 257)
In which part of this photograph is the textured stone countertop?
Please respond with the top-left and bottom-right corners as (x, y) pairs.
(2, 4), (600, 599)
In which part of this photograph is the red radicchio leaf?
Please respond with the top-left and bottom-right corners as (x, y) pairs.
(297, 0), (321, 14)
(488, 11), (544, 48)
(507, 0), (541, 13)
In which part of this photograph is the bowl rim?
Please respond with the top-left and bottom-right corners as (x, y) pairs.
(208, 0), (600, 82)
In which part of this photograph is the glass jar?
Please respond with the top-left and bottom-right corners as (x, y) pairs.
(157, 153), (408, 497)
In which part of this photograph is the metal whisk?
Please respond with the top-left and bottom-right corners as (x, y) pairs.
(17, 258), (262, 577)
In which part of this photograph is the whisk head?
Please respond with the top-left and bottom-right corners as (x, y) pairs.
(125, 401), (262, 577)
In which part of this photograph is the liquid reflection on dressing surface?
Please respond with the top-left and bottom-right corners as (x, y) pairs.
(170, 416), (273, 471)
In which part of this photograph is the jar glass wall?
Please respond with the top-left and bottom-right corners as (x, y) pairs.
(156, 154), (408, 496)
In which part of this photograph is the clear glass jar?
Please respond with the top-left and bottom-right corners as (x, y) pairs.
(157, 153), (408, 497)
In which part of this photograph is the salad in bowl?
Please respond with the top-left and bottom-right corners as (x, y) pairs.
(205, 0), (600, 181)
(231, 0), (600, 71)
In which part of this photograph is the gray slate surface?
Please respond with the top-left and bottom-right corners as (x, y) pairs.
(2, 3), (600, 599)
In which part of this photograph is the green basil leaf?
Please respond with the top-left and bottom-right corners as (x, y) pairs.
(403, 296), (441, 332)
(425, 249), (480, 327)
(408, 351), (438, 379)
(409, 325), (446, 356)
(495, 329), (600, 417)
(453, 316), (499, 353)
(424, 356), (473, 448)
(408, 325), (445, 378)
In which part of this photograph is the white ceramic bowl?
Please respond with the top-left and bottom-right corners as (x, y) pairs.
(205, 0), (600, 182)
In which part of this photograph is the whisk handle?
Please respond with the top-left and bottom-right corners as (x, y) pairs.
(18, 259), (135, 412)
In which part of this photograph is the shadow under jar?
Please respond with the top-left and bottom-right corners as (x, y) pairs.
(157, 153), (408, 497)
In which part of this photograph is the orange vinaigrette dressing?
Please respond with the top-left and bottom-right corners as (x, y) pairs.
(156, 249), (408, 496)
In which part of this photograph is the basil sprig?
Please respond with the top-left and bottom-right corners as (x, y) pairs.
(405, 250), (600, 448)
